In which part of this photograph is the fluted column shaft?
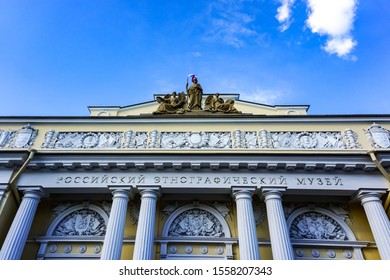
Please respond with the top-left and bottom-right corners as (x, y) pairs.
(100, 187), (132, 260)
(357, 190), (390, 260)
(262, 188), (294, 260)
(0, 187), (44, 260)
(133, 188), (160, 260)
(233, 188), (260, 260)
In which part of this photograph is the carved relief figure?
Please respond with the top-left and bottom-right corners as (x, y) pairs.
(168, 208), (225, 237)
(290, 212), (347, 240)
(186, 75), (203, 111)
(154, 91), (186, 114)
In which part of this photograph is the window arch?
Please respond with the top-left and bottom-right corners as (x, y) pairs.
(286, 207), (364, 259)
(37, 203), (109, 259)
(161, 203), (233, 260)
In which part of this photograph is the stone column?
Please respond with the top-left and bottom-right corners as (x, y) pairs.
(100, 187), (133, 260)
(260, 187), (294, 260)
(356, 190), (390, 260)
(0, 187), (45, 260)
(232, 188), (260, 260)
(133, 187), (160, 260)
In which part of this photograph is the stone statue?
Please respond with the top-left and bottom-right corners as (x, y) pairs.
(154, 91), (186, 114)
(204, 93), (241, 113)
(186, 75), (203, 111)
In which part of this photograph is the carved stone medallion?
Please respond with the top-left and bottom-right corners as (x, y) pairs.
(365, 123), (390, 148)
(81, 133), (99, 148)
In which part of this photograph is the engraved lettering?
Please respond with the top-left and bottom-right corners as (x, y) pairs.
(197, 177), (202, 184)
(101, 175), (109, 184)
(259, 177), (266, 184)
(242, 177), (248, 184)
(171, 177), (178, 184)
(297, 178), (306, 185)
(307, 178), (314, 185)
(223, 177), (231, 184)
(120, 177), (126, 183)
(111, 177), (118, 183)
(317, 178), (323, 185)
(180, 176), (187, 183)
(269, 178), (276, 184)
(279, 176), (287, 185)
(162, 177), (169, 184)
(128, 177), (136, 184)
(138, 175), (145, 184)
(204, 177), (211, 184)
(57, 177), (63, 184)
(325, 178), (332, 185)
(251, 177), (257, 184)
(74, 177), (81, 183)
(334, 177), (343, 186)
(214, 177), (221, 184)
(91, 177), (99, 184)
(154, 176), (160, 184)
(65, 177), (72, 184)
(83, 177), (89, 183)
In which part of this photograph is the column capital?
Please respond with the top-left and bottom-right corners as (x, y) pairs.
(138, 186), (161, 199)
(231, 187), (256, 199)
(108, 186), (134, 199)
(258, 187), (287, 201)
(17, 186), (46, 199)
(355, 189), (386, 204)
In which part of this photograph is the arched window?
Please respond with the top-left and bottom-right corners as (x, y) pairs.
(37, 204), (109, 259)
(286, 207), (364, 259)
(160, 203), (233, 260)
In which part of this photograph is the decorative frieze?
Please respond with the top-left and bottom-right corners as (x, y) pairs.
(365, 123), (390, 148)
(159, 132), (231, 149)
(123, 130), (148, 149)
(0, 127), (362, 150)
(42, 131), (122, 149)
(0, 124), (38, 149)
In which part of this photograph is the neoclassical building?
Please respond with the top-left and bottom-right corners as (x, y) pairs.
(0, 91), (390, 260)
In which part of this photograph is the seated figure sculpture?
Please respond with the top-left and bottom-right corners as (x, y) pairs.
(154, 91), (186, 114)
(204, 93), (241, 113)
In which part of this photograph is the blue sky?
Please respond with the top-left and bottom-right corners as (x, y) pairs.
(0, 0), (389, 116)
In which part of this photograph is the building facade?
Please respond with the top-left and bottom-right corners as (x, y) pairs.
(0, 92), (390, 260)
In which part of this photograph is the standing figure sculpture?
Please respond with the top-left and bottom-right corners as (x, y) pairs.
(186, 75), (203, 111)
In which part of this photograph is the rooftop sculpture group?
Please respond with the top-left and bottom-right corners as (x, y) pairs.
(154, 75), (241, 115)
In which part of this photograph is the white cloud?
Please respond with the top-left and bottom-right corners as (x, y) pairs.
(306, 0), (358, 58)
(275, 0), (358, 58)
(241, 88), (284, 104)
(275, 0), (296, 32)
(323, 37), (357, 57)
(205, 0), (261, 48)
